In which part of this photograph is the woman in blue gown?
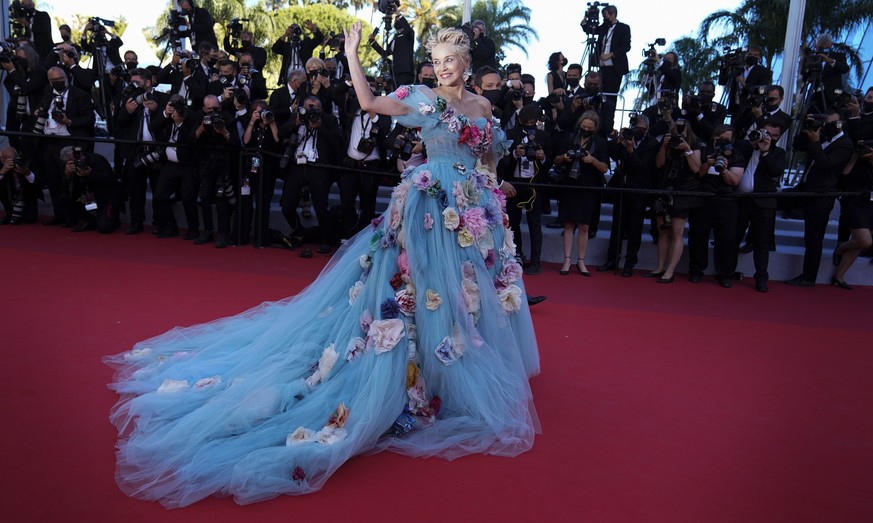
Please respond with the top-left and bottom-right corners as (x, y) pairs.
(104, 23), (540, 508)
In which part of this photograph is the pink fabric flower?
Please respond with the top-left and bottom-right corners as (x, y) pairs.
(412, 169), (432, 190)
(395, 288), (416, 316)
(368, 319), (405, 353)
(452, 182), (469, 208)
(461, 260), (476, 280)
(463, 207), (489, 239)
(499, 259), (524, 285)
(397, 249), (410, 276)
(423, 212), (433, 231)
(394, 85), (410, 99)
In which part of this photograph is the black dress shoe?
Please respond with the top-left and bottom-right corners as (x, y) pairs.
(784, 276), (815, 287)
(643, 271), (665, 278)
(527, 295), (547, 306)
(299, 248), (313, 258)
(718, 277), (732, 288)
(157, 227), (179, 239)
(656, 275), (675, 283)
(194, 231), (214, 245)
(0, 216), (10, 225)
(831, 277), (853, 290)
(523, 262), (541, 276)
(62, 219), (78, 228)
(215, 233), (228, 249)
(621, 266), (634, 277)
(755, 276), (768, 293)
(42, 217), (64, 226)
(71, 222), (95, 232)
(598, 261), (617, 272)
(545, 219), (563, 229)
(688, 273), (702, 283)
(125, 223), (144, 235)
(316, 243), (332, 254)
(183, 229), (200, 241)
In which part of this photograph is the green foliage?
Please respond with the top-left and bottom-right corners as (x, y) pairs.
(144, 1), (379, 89)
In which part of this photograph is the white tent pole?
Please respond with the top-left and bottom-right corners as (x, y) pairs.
(462, 0), (472, 24)
(780, 0), (807, 115)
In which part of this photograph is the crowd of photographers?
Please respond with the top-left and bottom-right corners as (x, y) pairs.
(1, 1), (872, 288)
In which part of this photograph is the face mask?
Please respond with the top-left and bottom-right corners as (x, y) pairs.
(817, 47), (830, 54)
(241, 40), (252, 49)
(50, 81), (66, 93)
(421, 77), (436, 88)
(745, 55), (758, 66)
(823, 121), (841, 139)
(522, 96), (534, 106)
(765, 101), (780, 112)
(207, 58), (218, 67)
(584, 86), (599, 96)
(482, 89), (501, 105)
(715, 138), (730, 147)
(61, 33), (71, 42)
(862, 101), (873, 113)
(580, 129), (594, 138)
(633, 128), (647, 140)
(221, 74), (235, 84)
(125, 61), (138, 70)
(566, 77), (580, 89)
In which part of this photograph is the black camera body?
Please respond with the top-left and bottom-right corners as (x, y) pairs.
(803, 114), (827, 132)
(653, 196), (673, 229)
(747, 85), (768, 108)
(657, 91), (676, 112)
(51, 95), (65, 121)
(580, 1), (604, 34)
(391, 128), (418, 161)
(261, 109), (275, 124)
(298, 106), (320, 125)
(749, 128), (769, 143)
(13, 154), (28, 168)
(72, 146), (88, 169)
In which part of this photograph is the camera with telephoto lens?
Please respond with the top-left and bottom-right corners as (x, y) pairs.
(326, 32), (342, 49)
(72, 146), (88, 169)
(279, 131), (301, 169)
(747, 85), (767, 108)
(524, 130), (540, 162)
(378, 0), (401, 15)
(833, 88), (863, 110)
(260, 109), (275, 124)
(132, 150), (162, 169)
(32, 110), (47, 133)
(0, 40), (17, 64)
(565, 148), (588, 180)
(582, 94), (603, 109)
(668, 119), (686, 149)
(391, 128), (417, 161)
(215, 177), (236, 205)
(226, 18), (247, 40)
(749, 128), (769, 143)
(13, 154), (28, 168)
(297, 106), (320, 124)
(653, 197), (673, 229)
(109, 64), (130, 82)
(12, 84), (26, 116)
(510, 89), (523, 101)
(356, 127), (379, 156)
(51, 96), (65, 121)
(658, 90), (676, 112)
(233, 87), (249, 105)
(803, 114), (827, 132)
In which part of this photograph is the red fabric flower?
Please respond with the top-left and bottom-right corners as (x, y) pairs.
(390, 272), (404, 290)
(292, 466), (305, 482)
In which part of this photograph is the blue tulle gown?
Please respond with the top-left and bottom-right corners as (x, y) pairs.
(105, 85), (541, 508)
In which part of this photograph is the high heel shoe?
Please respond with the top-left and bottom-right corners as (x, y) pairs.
(643, 270), (665, 278)
(559, 257), (571, 275)
(831, 276), (853, 290)
(576, 259), (591, 277)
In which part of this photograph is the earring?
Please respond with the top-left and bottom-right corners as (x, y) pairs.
(463, 69), (472, 82)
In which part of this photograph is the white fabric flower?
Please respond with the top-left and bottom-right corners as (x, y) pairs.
(503, 227), (517, 254)
(348, 280), (364, 305)
(194, 376), (222, 389)
(123, 347), (153, 361)
(305, 344), (339, 388)
(359, 254), (372, 271)
(434, 335), (460, 366)
(457, 228), (475, 247)
(498, 284), (523, 313)
(368, 319), (405, 353)
(442, 207), (460, 230)
(461, 260), (476, 280)
(315, 426), (348, 445)
(156, 379), (189, 394)
(286, 426), (315, 446)
(346, 337), (367, 361)
(418, 102), (436, 115)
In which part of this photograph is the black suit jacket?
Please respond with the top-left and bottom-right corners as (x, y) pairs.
(273, 29), (324, 86)
(819, 51), (850, 109)
(223, 35), (268, 72)
(280, 116), (344, 167)
(497, 126), (554, 182)
(3, 65), (48, 122)
(37, 85), (96, 138)
(31, 10), (54, 59)
(268, 84), (304, 127)
(685, 101), (728, 142)
(735, 140), (786, 208)
(72, 152), (122, 210)
(150, 112), (195, 166)
(81, 34), (124, 67)
(114, 91), (170, 160)
(793, 132), (854, 193)
(596, 22), (631, 76)
(189, 7), (217, 48)
(157, 65), (208, 112)
(608, 134), (660, 190)
(728, 64), (772, 113)
(471, 34), (497, 73)
(659, 62), (682, 93)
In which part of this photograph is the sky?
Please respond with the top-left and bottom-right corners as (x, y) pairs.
(42, 0), (745, 100)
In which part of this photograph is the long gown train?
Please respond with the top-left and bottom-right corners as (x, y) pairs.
(105, 85), (541, 508)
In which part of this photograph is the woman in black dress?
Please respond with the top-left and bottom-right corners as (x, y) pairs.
(832, 147), (873, 289)
(546, 52), (567, 97)
(553, 111), (609, 275)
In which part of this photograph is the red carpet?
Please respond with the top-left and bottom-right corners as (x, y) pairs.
(3, 224), (872, 522)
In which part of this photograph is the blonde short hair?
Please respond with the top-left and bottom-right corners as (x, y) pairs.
(305, 57), (324, 70)
(425, 28), (471, 67)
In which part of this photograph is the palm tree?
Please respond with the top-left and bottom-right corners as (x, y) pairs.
(699, 0), (873, 81)
(400, 0), (454, 62)
(439, 0), (537, 65)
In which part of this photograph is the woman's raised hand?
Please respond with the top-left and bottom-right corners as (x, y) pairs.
(344, 21), (362, 56)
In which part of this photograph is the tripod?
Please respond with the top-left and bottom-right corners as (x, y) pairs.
(375, 13), (395, 90)
(633, 59), (658, 114)
(784, 69), (826, 185)
(580, 32), (599, 73)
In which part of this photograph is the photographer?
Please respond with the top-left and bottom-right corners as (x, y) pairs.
(503, 74), (537, 131)
(384, 124), (423, 173)
(303, 57), (334, 113)
(658, 52), (682, 94)
(804, 34), (850, 114)
(368, 14), (415, 87)
(36, 67), (95, 227)
(556, 71), (614, 139)
(600, 114), (660, 276)
(115, 68), (169, 235)
(60, 146), (121, 233)
(649, 120), (703, 282)
(151, 95), (196, 239)
(339, 88), (391, 239)
(0, 146), (39, 225)
(269, 67), (307, 127)
(55, 24), (82, 57)
(469, 20), (497, 73)
(277, 96), (344, 254)
(239, 52), (268, 102)
(319, 35), (349, 81)
(157, 50), (207, 113)
(191, 95), (239, 247)
(47, 44), (93, 92)
(726, 45), (772, 114)
(196, 42), (220, 81)
(682, 80), (727, 142)
(642, 88), (682, 138)
(732, 122), (786, 292)
(178, 0), (217, 48)
(243, 100), (282, 248)
(786, 111), (854, 286)
(273, 21), (323, 86)
(2, 43), (47, 153)
(11, 0), (53, 59)
(688, 125), (747, 287)
(733, 84), (791, 140)
(497, 104), (552, 275)
(596, 5), (630, 124)
(207, 59), (250, 112)
(80, 19), (124, 68)
(552, 111), (609, 276)
(833, 89), (873, 289)
(224, 28), (267, 72)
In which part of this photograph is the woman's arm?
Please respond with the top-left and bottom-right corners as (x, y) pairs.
(343, 21), (409, 116)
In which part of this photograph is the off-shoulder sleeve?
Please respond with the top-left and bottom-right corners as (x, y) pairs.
(386, 85), (430, 129)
